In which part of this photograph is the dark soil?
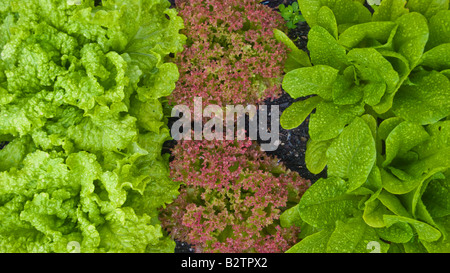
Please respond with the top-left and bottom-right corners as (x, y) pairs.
(174, 241), (196, 253)
(364, 1), (376, 13)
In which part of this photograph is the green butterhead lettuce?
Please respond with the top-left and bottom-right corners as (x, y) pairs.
(0, 0), (185, 253)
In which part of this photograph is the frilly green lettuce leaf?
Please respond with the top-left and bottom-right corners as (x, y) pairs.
(0, 136), (34, 172)
(0, 149), (177, 253)
(68, 104), (138, 152)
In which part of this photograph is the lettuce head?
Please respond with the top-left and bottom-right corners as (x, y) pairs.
(0, 0), (186, 253)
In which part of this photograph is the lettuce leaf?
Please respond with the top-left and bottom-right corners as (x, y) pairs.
(326, 117), (376, 192)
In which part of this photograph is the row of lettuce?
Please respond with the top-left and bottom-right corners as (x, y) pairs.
(278, 0), (450, 253)
(0, 0), (448, 253)
(0, 0), (185, 252)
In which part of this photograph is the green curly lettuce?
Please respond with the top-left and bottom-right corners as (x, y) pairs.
(0, 0), (186, 253)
